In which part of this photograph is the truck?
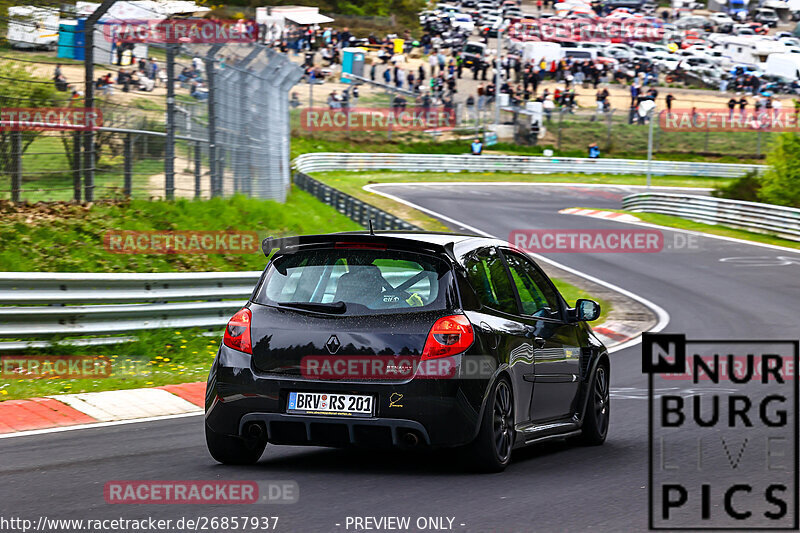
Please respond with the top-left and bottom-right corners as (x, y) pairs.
(7, 6), (59, 50)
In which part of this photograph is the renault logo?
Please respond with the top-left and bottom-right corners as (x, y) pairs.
(325, 335), (341, 354)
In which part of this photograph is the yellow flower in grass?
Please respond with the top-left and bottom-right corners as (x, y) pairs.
(0, 390), (7, 395)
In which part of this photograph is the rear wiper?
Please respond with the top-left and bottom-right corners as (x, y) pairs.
(276, 301), (347, 314)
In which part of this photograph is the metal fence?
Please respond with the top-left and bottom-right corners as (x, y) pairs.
(0, 271), (261, 349)
(293, 152), (765, 178)
(622, 192), (800, 242)
(1, 42), (303, 203)
(498, 107), (779, 158)
(294, 171), (419, 230)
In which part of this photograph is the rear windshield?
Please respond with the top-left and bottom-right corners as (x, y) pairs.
(254, 247), (453, 315)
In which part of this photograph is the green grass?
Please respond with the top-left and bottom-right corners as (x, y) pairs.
(584, 208), (800, 251)
(546, 116), (771, 161)
(1, 134), (173, 202)
(0, 328), (217, 400)
(130, 97), (166, 111)
(553, 278), (610, 326)
(0, 191), (362, 272)
(0, 44), (82, 66)
(0, 192), (363, 398)
(308, 170), (722, 231)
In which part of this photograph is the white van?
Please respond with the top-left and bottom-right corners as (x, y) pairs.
(522, 41), (562, 63)
(765, 53), (800, 80)
(7, 6), (59, 50)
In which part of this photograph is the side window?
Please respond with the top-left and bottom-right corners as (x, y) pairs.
(463, 247), (518, 315)
(502, 251), (562, 319)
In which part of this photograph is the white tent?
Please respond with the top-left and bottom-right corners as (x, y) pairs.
(257, 6), (334, 26)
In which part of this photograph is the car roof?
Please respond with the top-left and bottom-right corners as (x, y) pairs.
(264, 231), (493, 251)
(264, 231), (508, 264)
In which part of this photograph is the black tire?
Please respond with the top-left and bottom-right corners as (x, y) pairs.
(580, 363), (610, 445)
(205, 424), (266, 465)
(466, 377), (515, 472)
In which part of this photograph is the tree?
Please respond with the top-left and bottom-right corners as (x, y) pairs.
(0, 62), (60, 176)
(760, 132), (800, 208)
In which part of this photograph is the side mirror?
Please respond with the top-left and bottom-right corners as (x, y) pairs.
(575, 299), (601, 322)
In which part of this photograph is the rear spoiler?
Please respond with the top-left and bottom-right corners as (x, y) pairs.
(261, 232), (462, 263)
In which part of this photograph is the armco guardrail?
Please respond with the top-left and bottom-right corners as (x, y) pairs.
(293, 153), (765, 178)
(622, 193), (800, 242)
(294, 172), (420, 230)
(0, 272), (262, 343)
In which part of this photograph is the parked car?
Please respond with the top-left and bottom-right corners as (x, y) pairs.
(709, 12), (734, 26)
(650, 51), (681, 70)
(754, 8), (779, 28)
(675, 15), (710, 30)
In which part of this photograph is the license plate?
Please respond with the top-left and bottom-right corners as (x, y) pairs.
(287, 392), (374, 417)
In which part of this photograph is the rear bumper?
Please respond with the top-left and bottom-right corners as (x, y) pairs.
(238, 412), (432, 448)
(205, 345), (489, 449)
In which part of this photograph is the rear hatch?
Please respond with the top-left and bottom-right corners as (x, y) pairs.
(249, 243), (457, 382)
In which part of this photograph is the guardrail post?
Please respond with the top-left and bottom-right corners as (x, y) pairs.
(83, 0), (116, 203)
(10, 131), (22, 203)
(205, 56), (219, 197)
(165, 43), (176, 200)
(123, 133), (132, 197)
(73, 131), (82, 202)
(194, 141), (202, 199)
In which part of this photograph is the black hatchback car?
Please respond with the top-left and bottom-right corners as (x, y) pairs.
(205, 232), (609, 471)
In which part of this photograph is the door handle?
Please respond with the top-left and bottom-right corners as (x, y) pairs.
(524, 327), (546, 348)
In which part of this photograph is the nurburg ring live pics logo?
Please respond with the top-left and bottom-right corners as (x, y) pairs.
(643, 333), (799, 530)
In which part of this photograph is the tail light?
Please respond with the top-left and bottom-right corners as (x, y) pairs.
(422, 314), (474, 360)
(223, 308), (252, 354)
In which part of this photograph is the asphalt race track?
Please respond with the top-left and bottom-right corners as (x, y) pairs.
(3, 183), (800, 533)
